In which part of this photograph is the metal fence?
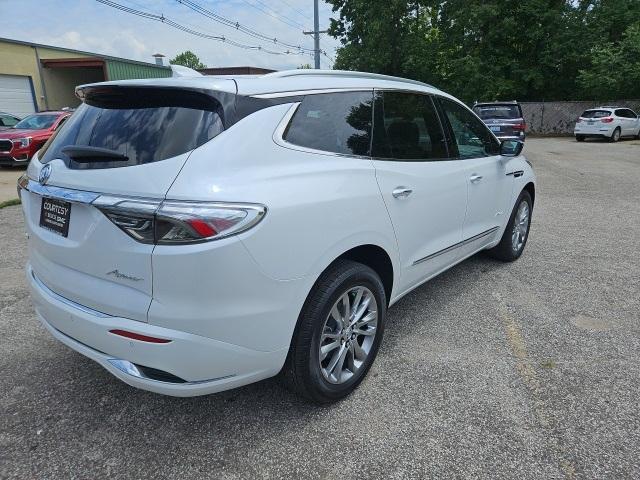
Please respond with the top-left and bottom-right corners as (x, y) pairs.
(520, 100), (640, 135)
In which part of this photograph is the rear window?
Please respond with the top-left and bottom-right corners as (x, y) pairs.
(40, 87), (225, 169)
(283, 91), (373, 156)
(473, 105), (522, 120)
(581, 110), (611, 118)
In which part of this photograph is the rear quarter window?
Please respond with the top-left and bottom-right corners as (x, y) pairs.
(283, 91), (373, 156)
(39, 87), (225, 169)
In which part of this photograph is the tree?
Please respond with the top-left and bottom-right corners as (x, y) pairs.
(169, 51), (206, 70)
(325, 0), (640, 102)
(578, 22), (640, 99)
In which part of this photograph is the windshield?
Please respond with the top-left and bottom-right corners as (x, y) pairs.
(581, 110), (611, 118)
(473, 105), (521, 120)
(13, 114), (59, 130)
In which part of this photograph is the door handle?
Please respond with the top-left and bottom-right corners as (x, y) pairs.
(469, 174), (483, 183)
(392, 187), (413, 199)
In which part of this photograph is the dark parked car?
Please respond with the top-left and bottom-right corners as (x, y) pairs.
(0, 111), (71, 167)
(472, 101), (526, 141)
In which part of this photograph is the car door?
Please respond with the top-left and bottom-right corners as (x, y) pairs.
(614, 109), (630, 135)
(622, 109), (639, 135)
(630, 109), (640, 135)
(436, 96), (514, 247)
(371, 91), (467, 293)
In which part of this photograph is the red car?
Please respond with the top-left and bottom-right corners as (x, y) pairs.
(0, 111), (71, 167)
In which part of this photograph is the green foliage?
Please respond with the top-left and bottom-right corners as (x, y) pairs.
(298, 63), (313, 69)
(326, 0), (640, 102)
(578, 22), (640, 99)
(0, 198), (20, 209)
(169, 51), (206, 70)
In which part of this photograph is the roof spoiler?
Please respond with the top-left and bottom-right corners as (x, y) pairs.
(170, 65), (203, 78)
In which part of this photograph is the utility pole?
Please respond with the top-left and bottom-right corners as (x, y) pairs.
(303, 0), (327, 69)
(313, 0), (320, 69)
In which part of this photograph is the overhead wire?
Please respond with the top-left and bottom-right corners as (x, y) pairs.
(95, 0), (314, 58)
(175, 0), (313, 53)
(238, 0), (306, 30)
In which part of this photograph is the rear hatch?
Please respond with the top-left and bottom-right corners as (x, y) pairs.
(21, 81), (235, 321)
(473, 103), (525, 137)
(577, 109), (612, 131)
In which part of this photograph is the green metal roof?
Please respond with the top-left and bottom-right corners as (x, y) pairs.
(105, 60), (172, 80)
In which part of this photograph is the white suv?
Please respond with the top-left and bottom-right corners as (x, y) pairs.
(574, 106), (640, 142)
(19, 70), (535, 402)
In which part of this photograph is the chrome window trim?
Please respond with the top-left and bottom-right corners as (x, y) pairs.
(272, 102), (372, 160)
(253, 88), (372, 99)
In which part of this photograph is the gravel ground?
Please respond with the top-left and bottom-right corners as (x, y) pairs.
(1, 137), (639, 479)
(0, 167), (24, 203)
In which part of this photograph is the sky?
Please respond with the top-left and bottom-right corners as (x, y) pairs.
(0, 0), (341, 70)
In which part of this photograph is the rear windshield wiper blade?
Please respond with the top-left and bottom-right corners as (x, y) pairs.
(61, 146), (129, 162)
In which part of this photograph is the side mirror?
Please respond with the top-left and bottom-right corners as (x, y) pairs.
(500, 139), (524, 157)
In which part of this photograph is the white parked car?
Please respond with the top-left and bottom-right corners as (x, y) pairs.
(18, 70), (535, 402)
(574, 106), (640, 142)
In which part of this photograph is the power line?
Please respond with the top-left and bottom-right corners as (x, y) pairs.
(271, 0), (313, 21)
(95, 0), (314, 58)
(238, 0), (306, 30)
(251, 0), (307, 29)
(175, 0), (313, 53)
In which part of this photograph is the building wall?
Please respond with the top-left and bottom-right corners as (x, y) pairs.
(0, 39), (170, 112)
(42, 67), (104, 109)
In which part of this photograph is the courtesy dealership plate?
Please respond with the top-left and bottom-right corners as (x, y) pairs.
(490, 126), (501, 132)
(40, 197), (71, 237)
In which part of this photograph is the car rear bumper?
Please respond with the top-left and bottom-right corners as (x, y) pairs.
(574, 125), (614, 136)
(27, 263), (288, 396)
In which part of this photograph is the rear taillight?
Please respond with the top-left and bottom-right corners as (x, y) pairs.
(94, 197), (266, 245)
(512, 122), (526, 131)
(601, 117), (614, 123)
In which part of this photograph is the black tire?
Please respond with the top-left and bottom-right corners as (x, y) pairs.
(576, 135), (585, 142)
(487, 190), (532, 262)
(609, 127), (621, 143)
(282, 259), (386, 403)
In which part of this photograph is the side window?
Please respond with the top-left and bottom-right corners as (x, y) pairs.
(283, 91), (373, 156)
(372, 91), (448, 160)
(625, 109), (637, 119)
(438, 97), (500, 158)
(615, 109), (627, 118)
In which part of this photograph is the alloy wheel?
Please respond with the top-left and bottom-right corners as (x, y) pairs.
(511, 200), (530, 252)
(318, 286), (378, 384)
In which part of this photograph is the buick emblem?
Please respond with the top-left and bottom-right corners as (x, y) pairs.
(38, 164), (52, 186)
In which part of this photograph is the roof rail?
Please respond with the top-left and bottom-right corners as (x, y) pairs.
(263, 69), (433, 88)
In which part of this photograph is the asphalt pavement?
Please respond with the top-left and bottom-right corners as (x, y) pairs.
(1, 137), (639, 479)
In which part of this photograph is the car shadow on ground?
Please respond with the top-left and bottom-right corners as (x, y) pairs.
(32, 251), (509, 417)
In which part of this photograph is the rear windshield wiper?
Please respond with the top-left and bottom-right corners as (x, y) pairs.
(61, 146), (129, 162)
